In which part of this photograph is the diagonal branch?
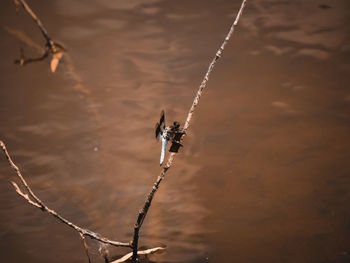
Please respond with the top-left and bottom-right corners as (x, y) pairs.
(0, 141), (131, 248)
(131, 0), (248, 260)
(12, 0), (65, 72)
(14, 0), (53, 47)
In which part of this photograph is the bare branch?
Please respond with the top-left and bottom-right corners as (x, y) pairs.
(12, 0), (65, 72)
(14, 47), (49, 66)
(14, 0), (52, 46)
(112, 247), (166, 263)
(131, 0), (248, 260)
(182, 0), (248, 132)
(10, 181), (42, 208)
(0, 141), (131, 248)
(3, 26), (50, 67)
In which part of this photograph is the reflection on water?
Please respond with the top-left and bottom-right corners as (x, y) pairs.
(0, 0), (350, 262)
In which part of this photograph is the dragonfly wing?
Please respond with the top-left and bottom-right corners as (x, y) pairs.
(160, 136), (168, 166)
(159, 110), (165, 129)
(155, 110), (166, 140)
(155, 122), (162, 140)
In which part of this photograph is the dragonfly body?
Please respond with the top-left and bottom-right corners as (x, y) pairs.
(159, 127), (170, 165)
(155, 111), (185, 166)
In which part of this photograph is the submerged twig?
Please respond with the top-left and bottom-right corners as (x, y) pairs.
(99, 242), (110, 263)
(0, 141), (131, 249)
(14, 46), (48, 66)
(80, 233), (92, 263)
(112, 247), (166, 263)
(3, 26), (99, 122)
(130, 0), (248, 261)
(12, 0), (64, 72)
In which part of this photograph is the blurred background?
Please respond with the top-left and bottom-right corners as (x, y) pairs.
(0, 0), (350, 262)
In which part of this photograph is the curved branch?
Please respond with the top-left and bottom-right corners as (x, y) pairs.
(0, 141), (131, 248)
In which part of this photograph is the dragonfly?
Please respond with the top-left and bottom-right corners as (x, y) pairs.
(155, 110), (186, 166)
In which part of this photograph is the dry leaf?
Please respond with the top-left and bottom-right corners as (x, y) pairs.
(50, 51), (63, 72)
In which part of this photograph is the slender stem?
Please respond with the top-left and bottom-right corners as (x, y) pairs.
(0, 141), (131, 248)
(130, 0), (248, 260)
(14, 47), (49, 66)
(16, 0), (54, 47)
(12, 0), (64, 72)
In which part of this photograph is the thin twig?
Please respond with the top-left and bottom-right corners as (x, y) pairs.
(3, 26), (49, 66)
(13, 0), (65, 72)
(0, 141), (131, 248)
(130, 0), (248, 260)
(112, 247), (165, 263)
(14, 47), (49, 66)
(14, 0), (53, 47)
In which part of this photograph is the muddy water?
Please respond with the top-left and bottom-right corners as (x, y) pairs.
(0, 0), (350, 262)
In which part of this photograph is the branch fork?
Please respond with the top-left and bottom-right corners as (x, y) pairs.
(13, 0), (64, 72)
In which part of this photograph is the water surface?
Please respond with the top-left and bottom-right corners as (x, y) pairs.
(0, 0), (350, 262)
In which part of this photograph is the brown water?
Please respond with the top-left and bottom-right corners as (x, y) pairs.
(1, 0), (350, 262)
